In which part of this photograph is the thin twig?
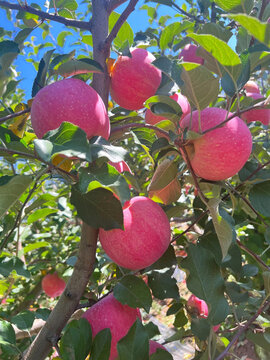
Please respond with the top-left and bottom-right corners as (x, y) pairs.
(202, 102), (268, 135)
(110, 122), (169, 138)
(103, 0), (139, 52)
(107, 0), (128, 13)
(0, 108), (30, 125)
(215, 299), (270, 360)
(259, 0), (270, 20)
(172, 2), (204, 24)
(0, 1), (92, 30)
(236, 239), (270, 271)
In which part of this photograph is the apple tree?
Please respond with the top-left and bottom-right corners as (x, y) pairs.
(0, 0), (270, 359)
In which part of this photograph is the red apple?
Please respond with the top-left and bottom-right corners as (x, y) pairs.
(180, 108), (252, 181)
(31, 78), (110, 139)
(241, 92), (270, 126)
(99, 196), (171, 270)
(145, 93), (191, 125)
(110, 48), (162, 110)
(179, 44), (204, 65)
(187, 294), (208, 318)
(149, 340), (168, 355)
(187, 295), (220, 332)
(82, 293), (141, 360)
(42, 273), (66, 298)
(243, 80), (261, 94)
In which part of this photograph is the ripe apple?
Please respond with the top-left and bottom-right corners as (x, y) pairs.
(241, 92), (270, 126)
(243, 80), (261, 94)
(82, 293), (141, 360)
(99, 196), (171, 270)
(180, 108), (252, 181)
(110, 48), (162, 110)
(31, 78), (110, 139)
(149, 340), (168, 355)
(42, 272), (66, 298)
(179, 44), (204, 65)
(145, 93), (191, 125)
(187, 294), (220, 332)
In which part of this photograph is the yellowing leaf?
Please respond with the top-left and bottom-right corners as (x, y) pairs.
(8, 103), (30, 138)
(51, 154), (74, 172)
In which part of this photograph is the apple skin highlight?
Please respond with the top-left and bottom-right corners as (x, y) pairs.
(82, 293), (141, 360)
(180, 107), (253, 181)
(110, 48), (162, 110)
(31, 78), (110, 139)
(99, 196), (171, 270)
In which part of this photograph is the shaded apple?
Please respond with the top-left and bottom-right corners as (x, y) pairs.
(145, 93), (191, 125)
(243, 80), (261, 94)
(42, 272), (66, 298)
(179, 44), (204, 65)
(31, 78), (110, 139)
(241, 92), (270, 126)
(180, 108), (253, 181)
(110, 48), (162, 110)
(82, 293), (141, 360)
(99, 196), (171, 270)
(187, 294), (220, 332)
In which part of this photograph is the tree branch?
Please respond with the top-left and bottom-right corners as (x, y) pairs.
(103, 0), (139, 53)
(0, 108), (30, 125)
(215, 299), (270, 360)
(0, 1), (92, 30)
(22, 223), (98, 360)
(107, 0), (128, 13)
(236, 239), (270, 272)
(110, 122), (170, 138)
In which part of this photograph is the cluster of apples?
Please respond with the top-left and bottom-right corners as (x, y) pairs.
(82, 293), (168, 360)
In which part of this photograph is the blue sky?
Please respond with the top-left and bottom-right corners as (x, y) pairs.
(1, 1), (182, 99)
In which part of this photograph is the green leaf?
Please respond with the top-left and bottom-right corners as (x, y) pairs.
(117, 318), (149, 360)
(225, 282), (249, 303)
(60, 319), (92, 360)
(247, 331), (270, 352)
(0, 40), (20, 71)
(263, 272), (270, 295)
(32, 49), (54, 97)
(35, 122), (89, 160)
(0, 256), (30, 278)
(180, 63), (219, 110)
(0, 320), (16, 345)
(27, 208), (57, 224)
(11, 311), (35, 330)
(188, 33), (242, 82)
(49, 0), (78, 10)
(109, 12), (134, 50)
(79, 163), (130, 205)
(207, 199), (233, 259)
(144, 95), (183, 123)
(144, 322), (160, 339)
(230, 14), (270, 47)
(23, 241), (50, 254)
(148, 269), (180, 300)
(56, 58), (104, 78)
(199, 23), (232, 42)
(150, 349), (173, 359)
(91, 328), (111, 360)
(90, 137), (127, 163)
(249, 181), (270, 217)
(148, 158), (179, 191)
(57, 31), (73, 47)
(191, 318), (210, 341)
(152, 57), (184, 89)
(160, 22), (181, 50)
(215, 0), (253, 13)
(14, 28), (33, 45)
(114, 275), (152, 313)
(70, 186), (123, 230)
(0, 175), (32, 219)
(181, 244), (229, 324)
